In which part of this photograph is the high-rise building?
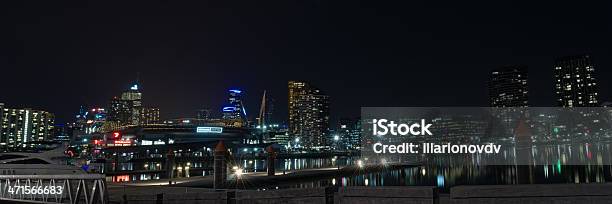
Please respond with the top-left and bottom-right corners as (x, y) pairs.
(554, 55), (599, 107)
(141, 107), (160, 124)
(121, 83), (143, 125)
(222, 89), (247, 127)
(336, 118), (362, 150)
(288, 81), (330, 149)
(488, 66), (528, 107)
(107, 82), (143, 126)
(108, 97), (131, 125)
(0, 103), (54, 150)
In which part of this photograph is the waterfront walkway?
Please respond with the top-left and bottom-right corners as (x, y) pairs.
(109, 164), (398, 188)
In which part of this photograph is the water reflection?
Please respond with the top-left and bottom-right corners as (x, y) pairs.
(233, 156), (356, 172)
(241, 157), (612, 192)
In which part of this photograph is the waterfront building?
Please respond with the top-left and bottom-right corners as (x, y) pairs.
(0, 103), (54, 150)
(94, 124), (258, 182)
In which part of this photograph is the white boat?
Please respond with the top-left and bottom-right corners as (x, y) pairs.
(0, 142), (85, 175)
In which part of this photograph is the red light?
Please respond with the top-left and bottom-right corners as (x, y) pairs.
(113, 132), (120, 138)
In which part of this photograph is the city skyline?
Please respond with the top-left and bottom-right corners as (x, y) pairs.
(2, 1), (611, 123)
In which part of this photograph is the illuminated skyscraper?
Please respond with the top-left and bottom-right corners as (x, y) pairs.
(488, 66), (528, 107)
(108, 82), (143, 126)
(554, 55), (599, 107)
(0, 103), (54, 150)
(121, 83), (143, 125)
(222, 89), (247, 127)
(288, 81), (330, 149)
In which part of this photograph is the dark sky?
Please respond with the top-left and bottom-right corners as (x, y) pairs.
(1, 0), (611, 124)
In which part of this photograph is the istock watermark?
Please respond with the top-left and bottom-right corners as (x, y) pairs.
(361, 107), (612, 166)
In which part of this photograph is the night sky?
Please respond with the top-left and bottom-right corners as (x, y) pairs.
(1, 1), (611, 124)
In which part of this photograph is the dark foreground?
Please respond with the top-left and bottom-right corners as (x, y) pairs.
(107, 183), (612, 204)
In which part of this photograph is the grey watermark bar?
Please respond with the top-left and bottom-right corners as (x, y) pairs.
(361, 107), (612, 166)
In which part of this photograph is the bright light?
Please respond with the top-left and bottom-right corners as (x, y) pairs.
(357, 160), (363, 168)
(229, 89), (242, 94)
(421, 168), (426, 176)
(232, 166), (239, 170)
(130, 84), (138, 90)
(82, 139), (88, 142)
(294, 138), (300, 142)
(235, 168), (244, 177)
(333, 135), (340, 141)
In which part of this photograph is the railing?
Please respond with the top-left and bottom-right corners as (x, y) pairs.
(0, 174), (107, 204)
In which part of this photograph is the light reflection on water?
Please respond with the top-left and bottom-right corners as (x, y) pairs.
(234, 156), (357, 172)
(235, 157), (612, 192)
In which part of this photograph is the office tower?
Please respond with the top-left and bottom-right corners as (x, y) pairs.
(288, 81), (330, 149)
(121, 83), (143, 125)
(554, 55), (599, 107)
(222, 89), (247, 127)
(107, 81), (143, 126)
(141, 107), (160, 124)
(337, 118), (362, 150)
(488, 66), (528, 107)
(0, 103), (54, 150)
(197, 108), (211, 120)
(108, 97), (131, 125)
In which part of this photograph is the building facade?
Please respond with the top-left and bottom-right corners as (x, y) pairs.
(0, 103), (54, 151)
(488, 66), (528, 107)
(141, 107), (160, 125)
(288, 81), (330, 150)
(222, 89), (247, 127)
(554, 55), (599, 107)
(336, 118), (362, 150)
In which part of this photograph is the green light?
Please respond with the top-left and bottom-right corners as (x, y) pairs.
(556, 159), (562, 173)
